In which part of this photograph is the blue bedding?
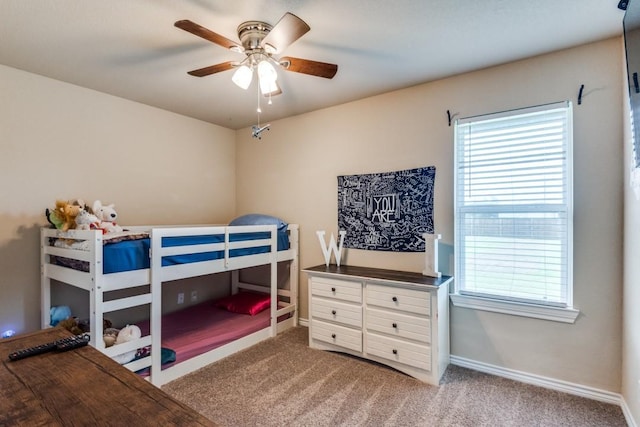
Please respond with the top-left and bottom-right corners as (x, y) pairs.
(104, 238), (151, 274)
(102, 231), (289, 274)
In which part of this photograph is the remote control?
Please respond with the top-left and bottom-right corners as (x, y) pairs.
(8, 334), (90, 361)
(8, 341), (58, 361)
(55, 334), (90, 352)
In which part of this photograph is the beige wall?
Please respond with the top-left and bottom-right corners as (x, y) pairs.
(236, 37), (624, 392)
(623, 31), (640, 423)
(0, 36), (628, 401)
(0, 64), (236, 333)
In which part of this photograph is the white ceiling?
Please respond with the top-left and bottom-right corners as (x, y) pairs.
(0, 1), (626, 130)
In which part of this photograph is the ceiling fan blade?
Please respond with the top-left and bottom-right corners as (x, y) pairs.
(175, 20), (242, 52)
(280, 56), (338, 79)
(261, 13), (310, 53)
(187, 61), (236, 77)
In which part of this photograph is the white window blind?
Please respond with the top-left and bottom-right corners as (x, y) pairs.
(454, 102), (573, 307)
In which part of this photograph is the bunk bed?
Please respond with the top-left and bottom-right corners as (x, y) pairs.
(41, 221), (299, 387)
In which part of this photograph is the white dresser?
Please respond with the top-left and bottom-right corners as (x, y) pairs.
(304, 264), (453, 385)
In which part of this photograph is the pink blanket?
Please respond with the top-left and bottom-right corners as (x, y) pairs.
(137, 301), (270, 366)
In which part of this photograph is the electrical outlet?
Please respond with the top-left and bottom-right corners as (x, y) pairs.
(191, 290), (198, 302)
(177, 292), (184, 304)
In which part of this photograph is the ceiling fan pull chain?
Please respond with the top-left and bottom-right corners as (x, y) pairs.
(256, 78), (262, 116)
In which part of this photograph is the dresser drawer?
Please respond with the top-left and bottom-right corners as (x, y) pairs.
(311, 277), (362, 303)
(311, 320), (362, 352)
(365, 333), (431, 371)
(366, 307), (430, 344)
(366, 284), (430, 316)
(312, 297), (362, 328)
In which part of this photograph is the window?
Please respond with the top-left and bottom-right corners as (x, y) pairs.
(452, 102), (578, 322)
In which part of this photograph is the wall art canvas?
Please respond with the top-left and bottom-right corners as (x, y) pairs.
(337, 166), (436, 252)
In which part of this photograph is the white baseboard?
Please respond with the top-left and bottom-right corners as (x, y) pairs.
(621, 398), (638, 427)
(451, 356), (640, 426)
(450, 355), (622, 405)
(452, 355), (637, 426)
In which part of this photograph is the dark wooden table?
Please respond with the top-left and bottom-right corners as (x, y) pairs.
(0, 327), (216, 426)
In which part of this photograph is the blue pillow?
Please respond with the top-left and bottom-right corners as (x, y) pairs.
(229, 214), (288, 232)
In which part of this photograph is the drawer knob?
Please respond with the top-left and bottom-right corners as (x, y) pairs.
(331, 287), (336, 292)
(331, 310), (337, 315)
(392, 296), (398, 302)
(392, 349), (398, 355)
(392, 323), (398, 328)
(331, 333), (336, 339)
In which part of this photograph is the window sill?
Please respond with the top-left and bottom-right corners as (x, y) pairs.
(449, 293), (580, 324)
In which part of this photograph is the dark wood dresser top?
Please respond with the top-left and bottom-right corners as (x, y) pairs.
(0, 327), (216, 426)
(303, 264), (453, 289)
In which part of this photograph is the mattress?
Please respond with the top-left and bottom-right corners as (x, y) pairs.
(104, 238), (151, 273)
(136, 300), (271, 367)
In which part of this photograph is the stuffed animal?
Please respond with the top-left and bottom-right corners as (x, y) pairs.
(57, 317), (84, 335)
(75, 317), (111, 334)
(50, 305), (72, 326)
(45, 207), (64, 229)
(46, 199), (87, 230)
(69, 198), (88, 211)
(61, 203), (82, 231)
(93, 200), (123, 233)
(45, 200), (68, 230)
(111, 324), (141, 364)
(75, 209), (100, 230)
(103, 328), (120, 347)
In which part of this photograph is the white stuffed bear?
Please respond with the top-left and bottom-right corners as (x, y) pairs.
(93, 200), (123, 233)
(74, 209), (100, 230)
(111, 324), (142, 365)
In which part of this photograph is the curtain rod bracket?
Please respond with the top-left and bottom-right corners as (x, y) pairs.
(447, 110), (459, 126)
(578, 84), (585, 105)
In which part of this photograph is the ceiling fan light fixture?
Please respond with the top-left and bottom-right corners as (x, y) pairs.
(257, 59), (279, 95)
(231, 65), (253, 89)
(257, 60), (278, 82)
(259, 74), (279, 95)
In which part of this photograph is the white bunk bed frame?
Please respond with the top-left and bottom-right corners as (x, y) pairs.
(41, 223), (299, 387)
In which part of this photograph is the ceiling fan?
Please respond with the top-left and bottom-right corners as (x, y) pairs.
(174, 12), (338, 97)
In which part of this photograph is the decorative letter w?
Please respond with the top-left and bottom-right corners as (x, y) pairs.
(316, 230), (346, 267)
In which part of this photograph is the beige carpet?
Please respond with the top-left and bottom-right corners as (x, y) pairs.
(163, 327), (627, 426)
